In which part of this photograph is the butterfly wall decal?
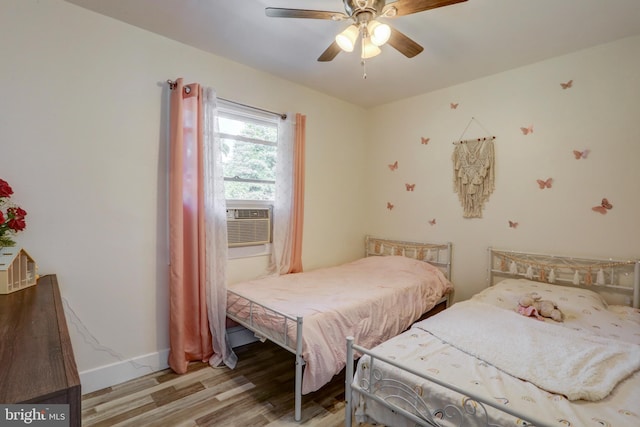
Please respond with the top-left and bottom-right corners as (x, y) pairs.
(508, 220), (519, 228)
(428, 218), (436, 226)
(592, 198), (613, 214)
(536, 178), (553, 189)
(560, 79), (573, 89)
(573, 149), (589, 159)
(405, 183), (415, 191)
(388, 160), (398, 171)
(520, 125), (534, 135)
(450, 102), (459, 109)
(386, 202), (394, 210)
(421, 137), (430, 145)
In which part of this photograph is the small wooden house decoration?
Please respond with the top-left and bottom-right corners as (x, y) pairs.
(0, 247), (38, 294)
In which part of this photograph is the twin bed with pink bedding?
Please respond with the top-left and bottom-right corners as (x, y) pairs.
(226, 236), (453, 421)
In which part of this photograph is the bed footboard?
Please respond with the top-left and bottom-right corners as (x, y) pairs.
(345, 337), (555, 427)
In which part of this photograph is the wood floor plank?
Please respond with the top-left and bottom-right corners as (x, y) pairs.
(86, 401), (158, 427)
(112, 384), (234, 427)
(83, 377), (159, 408)
(83, 395), (156, 426)
(151, 381), (206, 406)
(84, 367), (215, 414)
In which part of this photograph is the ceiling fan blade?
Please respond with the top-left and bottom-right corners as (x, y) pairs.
(385, 0), (467, 17)
(318, 41), (342, 62)
(265, 8), (348, 20)
(388, 27), (424, 58)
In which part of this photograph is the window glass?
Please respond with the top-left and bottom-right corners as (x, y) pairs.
(217, 113), (277, 201)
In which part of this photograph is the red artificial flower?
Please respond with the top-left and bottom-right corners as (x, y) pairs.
(0, 179), (13, 198)
(0, 211), (4, 224)
(8, 207), (27, 219)
(8, 217), (26, 232)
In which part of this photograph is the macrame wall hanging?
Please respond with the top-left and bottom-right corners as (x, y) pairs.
(452, 117), (496, 218)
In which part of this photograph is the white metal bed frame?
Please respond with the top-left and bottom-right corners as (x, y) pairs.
(226, 235), (452, 422)
(345, 248), (640, 427)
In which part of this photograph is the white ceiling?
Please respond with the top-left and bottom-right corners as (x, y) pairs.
(64, 0), (640, 108)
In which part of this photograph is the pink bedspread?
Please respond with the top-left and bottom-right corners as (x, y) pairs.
(227, 255), (453, 394)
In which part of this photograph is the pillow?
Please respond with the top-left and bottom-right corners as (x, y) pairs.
(472, 278), (608, 312)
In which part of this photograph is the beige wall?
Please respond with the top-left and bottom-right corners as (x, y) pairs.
(1, 0), (638, 393)
(0, 0), (368, 390)
(365, 35), (640, 302)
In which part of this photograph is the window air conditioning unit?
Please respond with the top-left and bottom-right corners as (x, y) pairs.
(226, 207), (272, 247)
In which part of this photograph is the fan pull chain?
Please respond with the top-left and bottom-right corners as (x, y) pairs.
(361, 33), (367, 79)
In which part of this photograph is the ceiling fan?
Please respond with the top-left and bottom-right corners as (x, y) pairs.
(265, 0), (468, 62)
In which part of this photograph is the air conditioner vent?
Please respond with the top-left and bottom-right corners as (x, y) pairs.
(226, 207), (272, 247)
(234, 209), (270, 219)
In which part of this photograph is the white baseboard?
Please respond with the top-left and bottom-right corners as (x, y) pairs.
(80, 349), (170, 395)
(80, 327), (257, 395)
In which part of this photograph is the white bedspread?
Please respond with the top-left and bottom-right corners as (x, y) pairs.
(416, 300), (640, 401)
(227, 255), (452, 394)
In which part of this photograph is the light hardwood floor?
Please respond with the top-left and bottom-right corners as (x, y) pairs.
(82, 340), (359, 427)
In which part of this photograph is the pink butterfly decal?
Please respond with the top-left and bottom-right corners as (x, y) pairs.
(573, 149), (589, 159)
(520, 125), (534, 135)
(560, 80), (573, 89)
(508, 220), (519, 228)
(388, 160), (398, 171)
(405, 183), (415, 191)
(428, 218), (436, 226)
(421, 137), (430, 145)
(386, 202), (394, 210)
(592, 198), (613, 214)
(536, 178), (553, 189)
(450, 102), (459, 109)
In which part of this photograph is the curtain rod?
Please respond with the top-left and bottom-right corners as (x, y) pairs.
(167, 80), (287, 120)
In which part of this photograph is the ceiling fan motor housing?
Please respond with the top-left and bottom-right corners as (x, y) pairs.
(344, 0), (386, 18)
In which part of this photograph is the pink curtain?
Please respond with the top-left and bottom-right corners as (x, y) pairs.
(168, 78), (213, 373)
(289, 113), (306, 273)
(270, 113), (307, 275)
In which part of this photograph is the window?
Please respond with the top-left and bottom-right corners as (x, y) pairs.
(216, 102), (279, 256)
(217, 104), (278, 203)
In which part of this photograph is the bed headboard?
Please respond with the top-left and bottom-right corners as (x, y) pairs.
(489, 248), (640, 308)
(365, 236), (452, 280)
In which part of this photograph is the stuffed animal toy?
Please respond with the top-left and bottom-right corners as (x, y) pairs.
(518, 293), (564, 322)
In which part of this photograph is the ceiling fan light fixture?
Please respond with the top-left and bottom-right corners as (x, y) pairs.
(361, 38), (381, 59)
(335, 24), (359, 52)
(367, 20), (390, 46)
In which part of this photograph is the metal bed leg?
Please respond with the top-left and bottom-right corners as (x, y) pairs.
(345, 336), (354, 427)
(294, 353), (303, 421)
(295, 316), (304, 422)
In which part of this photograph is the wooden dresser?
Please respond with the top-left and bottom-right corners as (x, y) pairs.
(0, 274), (81, 427)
